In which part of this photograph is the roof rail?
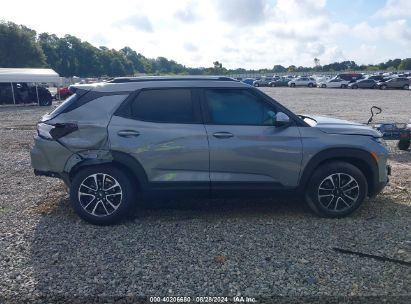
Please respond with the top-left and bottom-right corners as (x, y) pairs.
(106, 76), (239, 83)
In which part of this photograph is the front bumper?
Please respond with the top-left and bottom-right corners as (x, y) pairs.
(370, 164), (391, 198)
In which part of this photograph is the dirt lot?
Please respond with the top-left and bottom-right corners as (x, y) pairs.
(0, 88), (410, 303)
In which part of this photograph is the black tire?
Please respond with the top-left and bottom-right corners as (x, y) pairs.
(308, 83), (313, 88)
(403, 84), (409, 90)
(290, 83), (296, 87)
(380, 85), (387, 90)
(39, 98), (52, 106)
(270, 83), (275, 87)
(305, 161), (368, 218)
(69, 165), (136, 225)
(398, 140), (410, 151)
(254, 83), (259, 87)
(321, 84), (326, 88)
(352, 85), (358, 89)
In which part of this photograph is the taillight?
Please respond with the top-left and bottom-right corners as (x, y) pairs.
(37, 122), (78, 140)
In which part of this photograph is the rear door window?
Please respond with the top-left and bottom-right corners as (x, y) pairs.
(130, 89), (195, 123)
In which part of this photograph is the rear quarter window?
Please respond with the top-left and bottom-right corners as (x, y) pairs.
(45, 93), (79, 120)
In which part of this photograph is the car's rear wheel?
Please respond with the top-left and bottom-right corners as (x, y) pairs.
(305, 161), (367, 218)
(403, 84), (409, 90)
(321, 84), (326, 88)
(290, 83), (296, 87)
(352, 85), (358, 89)
(270, 83), (275, 87)
(70, 165), (136, 225)
(254, 83), (259, 87)
(380, 85), (387, 90)
(308, 83), (313, 87)
(398, 140), (410, 151)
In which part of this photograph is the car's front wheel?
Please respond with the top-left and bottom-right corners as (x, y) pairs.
(70, 165), (136, 225)
(305, 161), (367, 218)
(290, 83), (296, 87)
(403, 84), (409, 90)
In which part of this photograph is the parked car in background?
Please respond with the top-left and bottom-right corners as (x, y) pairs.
(367, 75), (385, 82)
(317, 78), (349, 88)
(314, 76), (331, 84)
(269, 77), (290, 87)
(376, 77), (410, 90)
(0, 82), (52, 106)
(56, 87), (73, 99)
(348, 79), (377, 89)
(288, 77), (316, 87)
(242, 78), (255, 86)
(253, 77), (273, 87)
(336, 73), (364, 83)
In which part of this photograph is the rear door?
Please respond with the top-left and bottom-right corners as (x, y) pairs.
(108, 88), (210, 187)
(200, 88), (303, 191)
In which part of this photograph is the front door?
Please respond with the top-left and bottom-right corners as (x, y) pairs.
(201, 88), (303, 192)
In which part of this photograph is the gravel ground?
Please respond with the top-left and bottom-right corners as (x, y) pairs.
(0, 88), (410, 303)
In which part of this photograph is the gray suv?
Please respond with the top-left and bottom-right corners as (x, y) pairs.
(31, 77), (390, 225)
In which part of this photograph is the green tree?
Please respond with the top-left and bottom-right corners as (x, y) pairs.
(272, 65), (286, 73)
(367, 65), (379, 71)
(398, 58), (411, 70)
(287, 65), (296, 72)
(0, 21), (46, 67)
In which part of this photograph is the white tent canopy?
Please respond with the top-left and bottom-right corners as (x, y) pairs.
(0, 68), (60, 83)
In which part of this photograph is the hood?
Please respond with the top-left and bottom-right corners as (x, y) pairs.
(302, 115), (382, 137)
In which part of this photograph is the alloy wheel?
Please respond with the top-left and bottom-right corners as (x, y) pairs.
(317, 173), (359, 212)
(78, 173), (123, 217)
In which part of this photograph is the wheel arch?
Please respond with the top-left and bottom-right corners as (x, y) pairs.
(299, 148), (378, 197)
(68, 150), (149, 190)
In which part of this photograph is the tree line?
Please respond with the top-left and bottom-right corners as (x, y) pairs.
(1, 21), (411, 77)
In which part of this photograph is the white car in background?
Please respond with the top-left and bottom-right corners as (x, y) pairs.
(288, 77), (316, 87)
(317, 78), (349, 88)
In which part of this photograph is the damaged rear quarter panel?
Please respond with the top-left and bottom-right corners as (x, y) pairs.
(46, 94), (128, 151)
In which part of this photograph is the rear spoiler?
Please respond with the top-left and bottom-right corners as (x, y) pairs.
(68, 85), (89, 96)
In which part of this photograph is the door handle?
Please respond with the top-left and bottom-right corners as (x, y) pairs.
(117, 130), (140, 137)
(212, 132), (233, 139)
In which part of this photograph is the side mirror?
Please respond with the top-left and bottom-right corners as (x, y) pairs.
(273, 112), (291, 127)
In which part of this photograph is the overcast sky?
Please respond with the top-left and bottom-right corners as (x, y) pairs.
(2, 0), (411, 69)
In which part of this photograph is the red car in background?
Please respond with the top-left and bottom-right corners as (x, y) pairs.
(55, 87), (73, 99)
